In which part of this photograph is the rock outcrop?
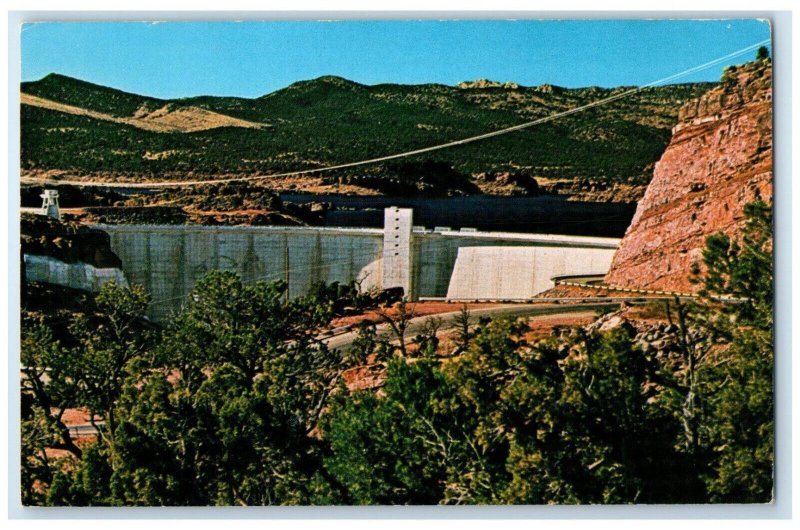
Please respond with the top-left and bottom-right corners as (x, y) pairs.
(21, 213), (123, 268)
(21, 213), (127, 293)
(605, 59), (772, 292)
(457, 79), (520, 89)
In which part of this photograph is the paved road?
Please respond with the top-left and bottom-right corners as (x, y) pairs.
(323, 301), (618, 352)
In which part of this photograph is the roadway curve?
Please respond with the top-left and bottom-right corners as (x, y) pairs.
(323, 301), (619, 352)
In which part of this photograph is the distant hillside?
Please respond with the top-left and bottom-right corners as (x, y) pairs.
(20, 73), (713, 198)
(20, 92), (267, 133)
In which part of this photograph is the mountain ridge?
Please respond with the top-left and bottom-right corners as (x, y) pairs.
(21, 72), (715, 199)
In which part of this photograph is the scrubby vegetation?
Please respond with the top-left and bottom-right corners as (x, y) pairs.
(21, 74), (711, 193)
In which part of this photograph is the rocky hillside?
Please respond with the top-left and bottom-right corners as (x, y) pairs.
(605, 59), (772, 292)
(21, 73), (710, 199)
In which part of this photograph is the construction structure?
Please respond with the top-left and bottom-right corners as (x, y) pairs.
(39, 189), (60, 220)
(381, 207), (413, 293)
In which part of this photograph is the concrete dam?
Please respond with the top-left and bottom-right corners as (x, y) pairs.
(98, 208), (620, 321)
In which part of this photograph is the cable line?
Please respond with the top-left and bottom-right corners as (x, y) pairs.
(20, 39), (770, 190)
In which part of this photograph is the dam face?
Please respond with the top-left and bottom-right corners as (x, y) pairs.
(97, 210), (620, 321)
(412, 230), (619, 300)
(101, 225), (385, 322)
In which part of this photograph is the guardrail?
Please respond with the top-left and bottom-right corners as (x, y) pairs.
(553, 278), (750, 303)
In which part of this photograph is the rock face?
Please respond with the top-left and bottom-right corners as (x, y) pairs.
(605, 60), (772, 292)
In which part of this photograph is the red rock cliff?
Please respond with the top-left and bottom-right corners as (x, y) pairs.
(604, 60), (772, 293)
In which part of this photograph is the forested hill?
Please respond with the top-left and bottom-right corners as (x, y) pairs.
(21, 73), (712, 195)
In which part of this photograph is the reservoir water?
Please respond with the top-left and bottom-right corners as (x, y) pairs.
(280, 194), (636, 238)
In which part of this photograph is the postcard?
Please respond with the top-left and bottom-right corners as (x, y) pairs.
(18, 18), (774, 507)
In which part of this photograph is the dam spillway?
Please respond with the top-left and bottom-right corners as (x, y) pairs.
(97, 208), (620, 321)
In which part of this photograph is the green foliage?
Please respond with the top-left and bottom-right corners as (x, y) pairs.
(67, 281), (153, 439)
(322, 358), (482, 504)
(698, 201), (773, 328)
(22, 279), (153, 429)
(21, 404), (58, 505)
(109, 366), (323, 506)
(502, 328), (683, 503)
(323, 318), (712, 504)
(322, 387), (433, 504)
(704, 326), (773, 503)
(757, 46), (770, 60)
(47, 443), (114, 506)
(658, 200), (773, 503)
(411, 316), (443, 358)
(449, 318), (530, 423)
(452, 304), (473, 352)
(343, 321), (378, 367)
(105, 271), (344, 505)
(21, 280), (153, 505)
(692, 201), (774, 502)
(164, 271), (330, 381)
(449, 321), (697, 503)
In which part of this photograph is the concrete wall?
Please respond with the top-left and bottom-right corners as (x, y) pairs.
(98, 223), (620, 322)
(446, 245), (616, 300)
(412, 230), (619, 298)
(101, 225), (384, 321)
(24, 254), (128, 292)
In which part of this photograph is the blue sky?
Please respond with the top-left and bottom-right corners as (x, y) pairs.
(21, 19), (771, 99)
